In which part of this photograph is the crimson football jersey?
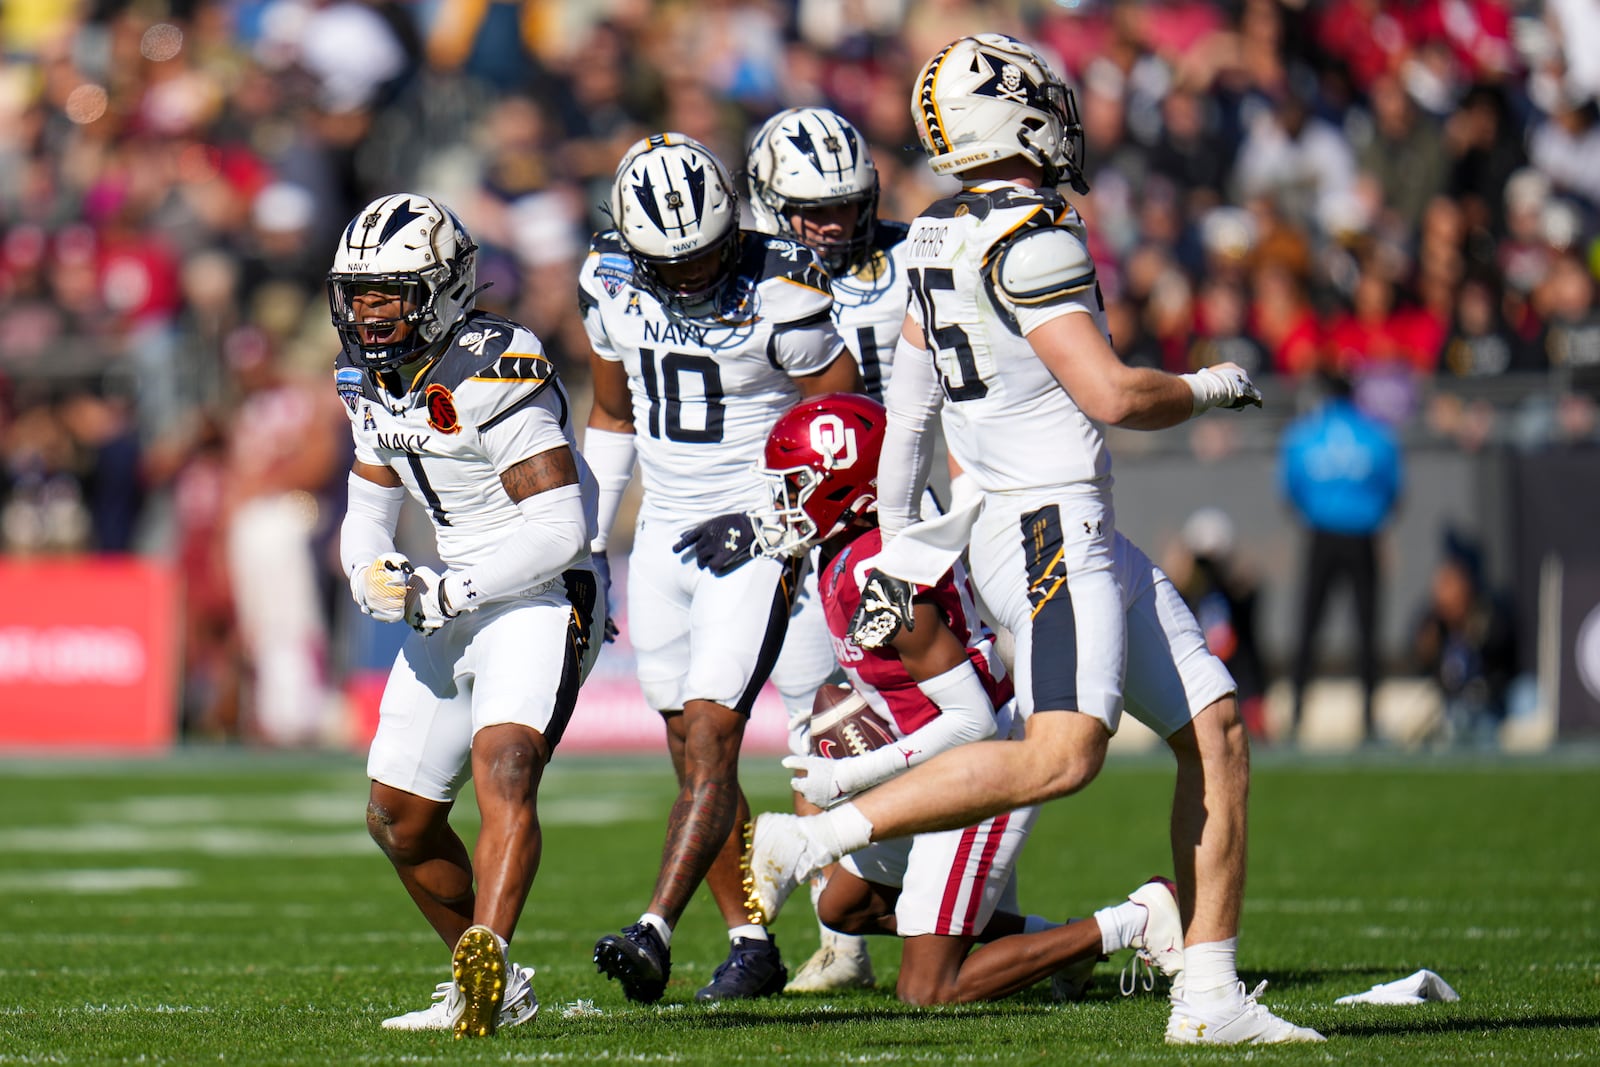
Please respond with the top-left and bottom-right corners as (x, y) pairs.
(818, 527), (1011, 736)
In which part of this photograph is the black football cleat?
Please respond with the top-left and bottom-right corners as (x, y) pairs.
(695, 936), (787, 1002)
(594, 922), (672, 1003)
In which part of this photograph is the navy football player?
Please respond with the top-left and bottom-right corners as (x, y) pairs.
(580, 134), (860, 1003)
(744, 35), (1323, 1045)
(332, 194), (604, 1038)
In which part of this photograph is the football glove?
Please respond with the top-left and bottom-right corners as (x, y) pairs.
(1183, 362), (1263, 413)
(404, 565), (459, 635)
(848, 569), (916, 649)
(592, 550), (619, 644)
(352, 553), (413, 623)
(673, 512), (766, 576)
(782, 754), (850, 809)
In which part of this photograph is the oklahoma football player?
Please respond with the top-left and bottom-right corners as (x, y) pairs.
(742, 393), (1184, 1005)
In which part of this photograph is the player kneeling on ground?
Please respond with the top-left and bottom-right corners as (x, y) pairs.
(332, 194), (604, 1037)
(708, 394), (1185, 1004)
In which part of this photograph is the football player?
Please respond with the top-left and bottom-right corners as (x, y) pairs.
(744, 35), (1324, 1044)
(743, 105), (910, 992)
(580, 133), (861, 1003)
(749, 393), (1186, 1005)
(332, 194), (604, 1038)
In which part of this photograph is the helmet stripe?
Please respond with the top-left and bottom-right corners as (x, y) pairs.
(918, 42), (959, 155)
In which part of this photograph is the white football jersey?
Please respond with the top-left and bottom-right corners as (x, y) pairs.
(578, 230), (845, 520)
(337, 309), (596, 573)
(901, 180), (1111, 493)
(832, 221), (911, 402)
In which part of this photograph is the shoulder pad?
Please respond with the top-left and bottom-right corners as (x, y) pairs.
(751, 233), (834, 325)
(754, 233), (829, 286)
(990, 227), (1095, 305)
(429, 312), (554, 398)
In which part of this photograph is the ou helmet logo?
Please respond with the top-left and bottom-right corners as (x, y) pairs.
(810, 414), (857, 469)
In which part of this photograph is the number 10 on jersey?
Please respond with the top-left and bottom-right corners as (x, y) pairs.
(638, 347), (726, 443)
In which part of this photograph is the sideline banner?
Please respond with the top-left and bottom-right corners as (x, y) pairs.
(0, 558), (179, 752)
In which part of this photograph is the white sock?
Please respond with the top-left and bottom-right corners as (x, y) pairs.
(1092, 900), (1146, 955)
(1022, 914), (1061, 935)
(1182, 937), (1240, 1005)
(495, 931), (510, 958)
(807, 804), (873, 868)
(639, 912), (672, 948)
(811, 876), (839, 939)
(730, 923), (769, 942)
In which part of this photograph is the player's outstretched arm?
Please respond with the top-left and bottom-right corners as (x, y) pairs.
(342, 460), (411, 623)
(1030, 314), (1260, 430)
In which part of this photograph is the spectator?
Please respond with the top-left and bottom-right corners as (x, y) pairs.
(1167, 507), (1269, 740)
(1536, 252), (1600, 396)
(1189, 276), (1269, 378)
(1358, 73), (1448, 234)
(219, 325), (344, 747)
(1280, 372), (1404, 744)
(1233, 88), (1358, 241)
(1411, 529), (1517, 747)
(1439, 270), (1538, 377)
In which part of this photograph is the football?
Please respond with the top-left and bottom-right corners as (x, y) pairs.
(809, 683), (897, 759)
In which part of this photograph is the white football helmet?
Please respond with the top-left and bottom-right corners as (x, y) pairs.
(747, 107), (878, 272)
(327, 193), (479, 371)
(610, 133), (741, 312)
(911, 33), (1088, 194)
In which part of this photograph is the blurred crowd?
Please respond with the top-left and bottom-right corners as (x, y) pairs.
(2, 0), (1595, 743)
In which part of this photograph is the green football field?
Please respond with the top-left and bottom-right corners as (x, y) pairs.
(0, 748), (1595, 1064)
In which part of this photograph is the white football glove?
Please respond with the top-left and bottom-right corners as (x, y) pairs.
(352, 552), (413, 623)
(403, 565), (459, 635)
(782, 754), (851, 809)
(1183, 362), (1263, 414)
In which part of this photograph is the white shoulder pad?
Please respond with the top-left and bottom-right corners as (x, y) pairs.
(993, 227), (1096, 306)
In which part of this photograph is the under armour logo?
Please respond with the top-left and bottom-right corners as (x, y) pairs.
(1083, 520), (1102, 535)
(723, 529), (742, 551)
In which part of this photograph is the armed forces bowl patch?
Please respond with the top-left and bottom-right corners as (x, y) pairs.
(595, 253), (634, 297)
(426, 383), (460, 434)
(336, 367), (364, 413)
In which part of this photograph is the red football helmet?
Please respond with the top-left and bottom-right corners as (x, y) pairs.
(761, 393), (886, 555)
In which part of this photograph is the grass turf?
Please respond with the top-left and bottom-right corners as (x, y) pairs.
(0, 747), (1594, 1063)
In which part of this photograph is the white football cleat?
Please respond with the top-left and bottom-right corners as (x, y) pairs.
(451, 925), (508, 1039)
(1121, 876), (1184, 994)
(1166, 980), (1326, 1045)
(381, 964), (538, 1031)
(785, 936), (875, 993)
(741, 814), (817, 925)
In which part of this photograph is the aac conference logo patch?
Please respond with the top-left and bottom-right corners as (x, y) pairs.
(425, 383), (460, 434)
